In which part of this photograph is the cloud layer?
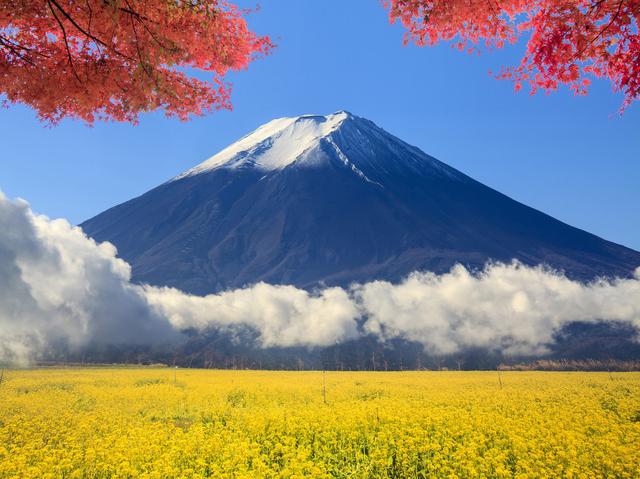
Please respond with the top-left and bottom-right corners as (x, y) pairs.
(356, 266), (640, 355)
(1, 192), (639, 363)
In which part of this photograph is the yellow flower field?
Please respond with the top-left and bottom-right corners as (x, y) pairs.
(0, 369), (639, 478)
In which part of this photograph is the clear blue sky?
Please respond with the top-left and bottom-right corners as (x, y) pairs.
(1, 0), (639, 250)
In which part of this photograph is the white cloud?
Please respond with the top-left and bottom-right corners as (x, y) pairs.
(0, 192), (176, 363)
(144, 283), (359, 348)
(0, 191), (639, 364)
(355, 265), (640, 355)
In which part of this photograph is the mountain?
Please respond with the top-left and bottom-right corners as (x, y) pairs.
(81, 111), (640, 295)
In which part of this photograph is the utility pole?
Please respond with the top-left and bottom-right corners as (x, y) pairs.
(322, 370), (327, 404)
(172, 359), (177, 384)
(0, 368), (4, 386)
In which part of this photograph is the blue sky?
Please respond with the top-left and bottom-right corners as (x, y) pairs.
(1, 0), (639, 250)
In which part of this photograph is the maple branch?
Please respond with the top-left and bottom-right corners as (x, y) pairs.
(127, 7), (182, 105)
(574, 0), (625, 60)
(48, 0), (109, 48)
(0, 34), (50, 60)
(123, 0), (181, 54)
(0, 37), (36, 65)
(485, 0), (499, 17)
(129, 11), (161, 89)
(116, 6), (158, 24)
(47, 0), (136, 63)
(85, 0), (105, 58)
(588, 0), (609, 16)
(47, 0), (83, 83)
(123, 0), (192, 103)
(0, 35), (32, 53)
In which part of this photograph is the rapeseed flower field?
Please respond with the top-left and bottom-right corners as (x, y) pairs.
(0, 369), (638, 478)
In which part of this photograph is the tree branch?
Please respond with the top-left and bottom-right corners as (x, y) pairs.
(574, 0), (625, 60)
(46, 0), (82, 83)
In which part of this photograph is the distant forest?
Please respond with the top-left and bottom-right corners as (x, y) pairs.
(30, 322), (640, 371)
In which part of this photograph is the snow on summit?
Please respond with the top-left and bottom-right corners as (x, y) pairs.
(172, 110), (468, 185)
(177, 111), (351, 178)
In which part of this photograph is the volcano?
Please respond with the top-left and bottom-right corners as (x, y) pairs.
(81, 111), (640, 295)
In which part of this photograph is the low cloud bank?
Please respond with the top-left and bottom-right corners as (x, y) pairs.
(144, 284), (359, 348)
(356, 266), (640, 355)
(1, 192), (639, 363)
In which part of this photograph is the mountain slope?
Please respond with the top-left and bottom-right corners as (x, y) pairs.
(81, 111), (640, 295)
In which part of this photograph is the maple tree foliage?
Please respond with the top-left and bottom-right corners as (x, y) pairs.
(387, 0), (640, 109)
(0, 0), (272, 124)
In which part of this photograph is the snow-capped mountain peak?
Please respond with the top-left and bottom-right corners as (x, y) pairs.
(83, 111), (640, 296)
(177, 111), (353, 178)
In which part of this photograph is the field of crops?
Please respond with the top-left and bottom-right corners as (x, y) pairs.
(1, 369), (639, 478)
